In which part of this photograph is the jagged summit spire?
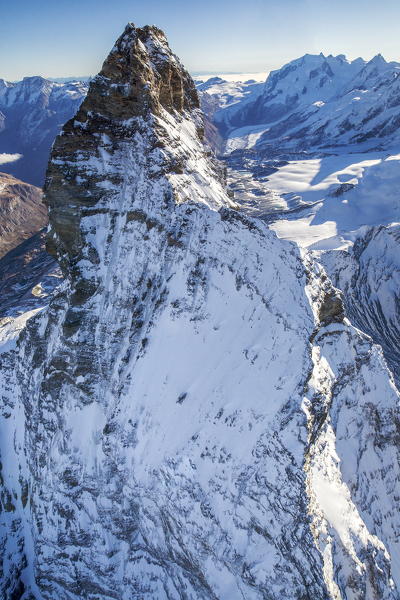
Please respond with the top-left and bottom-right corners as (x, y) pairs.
(72, 22), (199, 124)
(44, 22), (231, 281)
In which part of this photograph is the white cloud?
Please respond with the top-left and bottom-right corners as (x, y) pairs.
(0, 153), (23, 165)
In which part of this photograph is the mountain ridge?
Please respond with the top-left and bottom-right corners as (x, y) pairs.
(204, 51), (400, 153)
(0, 172), (47, 258)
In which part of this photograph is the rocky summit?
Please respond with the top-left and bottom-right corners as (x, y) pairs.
(0, 24), (399, 600)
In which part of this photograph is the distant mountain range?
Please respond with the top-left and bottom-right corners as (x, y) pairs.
(197, 52), (400, 253)
(199, 52), (400, 154)
(0, 76), (88, 186)
(47, 76), (92, 83)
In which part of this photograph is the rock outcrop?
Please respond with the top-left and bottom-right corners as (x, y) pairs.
(0, 24), (399, 600)
(0, 172), (47, 258)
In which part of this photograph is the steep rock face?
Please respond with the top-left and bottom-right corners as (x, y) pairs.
(0, 172), (47, 258)
(0, 77), (87, 185)
(0, 24), (399, 600)
(303, 254), (400, 599)
(320, 224), (400, 385)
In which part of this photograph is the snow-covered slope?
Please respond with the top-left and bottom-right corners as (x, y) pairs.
(0, 76), (87, 185)
(196, 77), (265, 154)
(200, 54), (400, 265)
(203, 53), (400, 437)
(224, 150), (399, 251)
(261, 153), (400, 249)
(0, 229), (60, 318)
(197, 77), (264, 114)
(197, 77), (264, 153)
(198, 54), (400, 413)
(0, 24), (399, 600)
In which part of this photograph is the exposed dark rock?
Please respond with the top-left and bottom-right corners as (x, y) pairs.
(44, 24), (202, 282)
(0, 25), (399, 600)
(318, 288), (345, 325)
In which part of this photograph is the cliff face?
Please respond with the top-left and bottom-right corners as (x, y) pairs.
(320, 224), (400, 386)
(0, 24), (399, 600)
(44, 24), (227, 300)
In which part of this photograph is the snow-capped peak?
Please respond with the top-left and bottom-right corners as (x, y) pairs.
(208, 49), (400, 151)
(263, 52), (368, 103)
(45, 23), (234, 279)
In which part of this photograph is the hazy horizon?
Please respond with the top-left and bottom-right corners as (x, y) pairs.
(1, 0), (400, 80)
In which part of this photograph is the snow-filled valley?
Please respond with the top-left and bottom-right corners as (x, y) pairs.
(0, 25), (399, 600)
(250, 152), (399, 249)
(198, 52), (400, 246)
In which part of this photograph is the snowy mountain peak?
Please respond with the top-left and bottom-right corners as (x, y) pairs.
(21, 75), (49, 84)
(356, 53), (393, 78)
(265, 52), (366, 94)
(45, 22), (233, 289)
(345, 53), (400, 93)
(369, 52), (387, 64)
(97, 23), (199, 118)
(210, 52), (372, 135)
(196, 76), (227, 92)
(209, 47), (400, 150)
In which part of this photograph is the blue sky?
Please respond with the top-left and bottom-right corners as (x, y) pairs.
(1, 0), (400, 80)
